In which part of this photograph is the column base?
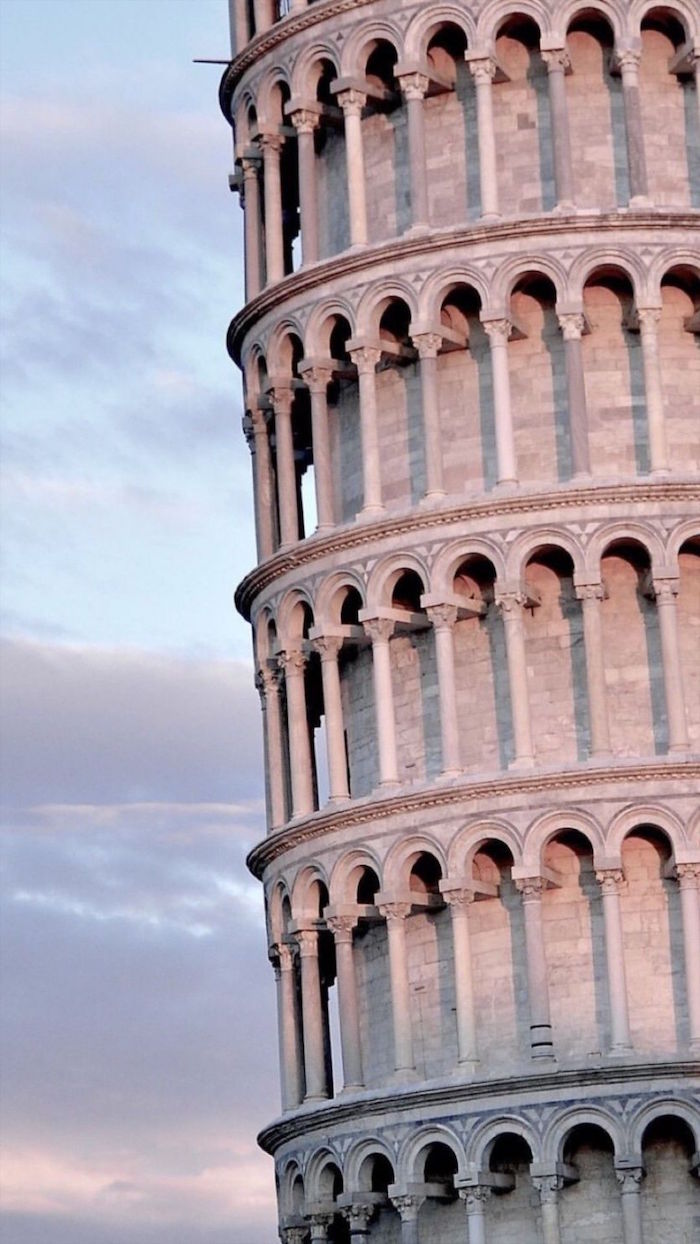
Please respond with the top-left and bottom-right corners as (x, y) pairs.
(608, 1043), (634, 1057)
(509, 755), (535, 771)
(404, 222), (430, 236)
(357, 505), (386, 521)
(340, 1082), (364, 1094)
(650, 466), (671, 478)
(454, 1058), (479, 1076)
(628, 194), (651, 209)
(420, 490), (447, 506)
(494, 477), (518, 491)
(378, 778), (400, 791)
(304, 1092), (330, 1104)
(480, 211), (502, 223)
(553, 200), (576, 215)
(667, 743), (690, 754)
(390, 1067), (420, 1086)
(588, 749), (612, 763)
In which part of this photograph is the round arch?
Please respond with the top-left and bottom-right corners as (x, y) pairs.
(629, 1098), (700, 1154)
(399, 1124), (466, 1184)
(468, 1114), (542, 1166)
(559, 0), (626, 41)
(585, 521), (666, 577)
(571, 250), (647, 304)
(344, 1137), (397, 1193)
(256, 65), (293, 127)
(340, 20), (404, 79)
(366, 552), (430, 612)
(304, 297), (358, 359)
(447, 818), (523, 876)
(383, 832), (448, 894)
(355, 278), (420, 338)
(606, 803), (688, 862)
(506, 527), (586, 581)
(477, 0), (549, 43)
(522, 808), (607, 872)
(291, 861), (331, 919)
(314, 570), (367, 630)
(403, 5), (476, 63)
(543, 1105), (625, 1165)
(291, 41), (341, 99)
(430, 538), (505, 598)
(329, 847), (384, 906)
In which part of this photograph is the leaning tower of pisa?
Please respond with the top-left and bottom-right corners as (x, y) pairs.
(222, 0), (700, 1239)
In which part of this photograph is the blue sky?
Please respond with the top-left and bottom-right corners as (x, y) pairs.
(1, 2), (279, 1240)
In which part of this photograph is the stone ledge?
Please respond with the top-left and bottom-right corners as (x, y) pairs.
(257, 1058), (700, 1154)
(246, 756), (700, 877)
(234, 478), (700, 619)
(227, 211), (700, 363)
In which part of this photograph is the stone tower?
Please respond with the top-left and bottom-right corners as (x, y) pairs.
(221, 1), (700, 1240)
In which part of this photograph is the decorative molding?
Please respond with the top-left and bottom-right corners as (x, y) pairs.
(235, 480), (700, 619)
(257, 1059), (700, 1155)
(246, 758), (700, 878)
(227, 213), (700, 363)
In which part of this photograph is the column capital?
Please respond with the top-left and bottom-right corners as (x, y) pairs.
(276, 941), (296, 971)
(615, 1164), (645, 1192)
(362, 616), (395, 644)
(495, 589), (525, 615)
(467, 55), (497, 84)
(255, 662), (282, 701)
(240, 153), (262, 178)
(257, 129), (285, 154)
(481, 316), (512, 343)
(558, 311), (586, 340)
(651, 576), (680, 602)
(458, 1184), (492, 1207)
(575, 580), (605, 602)
(596, 868), (627, 895)
(636, 304), (662, 329)
(442, 885), (476, 909)
(299, 362), (334, 393)
(676, 862), (700, 890)
(531, 1173), (564, 1202)
(325, 913), (357, 941)
(242, 412), (256, 452)
(341, 1203), (373, 1230)
(348, 344), (381, 373)
(277, 648), (308, 676)
(613, 45), (642, 75)
(267, 383), (294, 415)
(413, 330), (443, 358)
(389, 1192), (422, 1221)
(307, 1209), (335, 1229)
(397, 70), (429, 100)
(310, 633), (344, 662)
(288, 107), (320, 135)
(515, 875), (547, 900)
(377, 900), (412, 923)
(294, 927), (319, 958)
(425, 602), (459, 631)
(541, 46), (571, 74)
(336, 87), (366, 115)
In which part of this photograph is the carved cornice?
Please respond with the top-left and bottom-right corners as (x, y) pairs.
(227, 212), (700, 364)
(246, 757), (700, 878)
(235, 480), (700, 619)
(257, 1059), (700, 1155)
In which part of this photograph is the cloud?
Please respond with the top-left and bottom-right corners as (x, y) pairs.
(0, 639), (262, 806)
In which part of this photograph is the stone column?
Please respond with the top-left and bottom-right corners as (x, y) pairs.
(241, 154), (263, 300)
(595, 869), (632, 1053)
(414, 332), (446, 500)
(278, 649), (314, 818)
(676, 864), (700, 1052)
(270, 387), (299, 548)
(652, 577), (689, 752)
(616, 48), (649, 205)
(426, 604), (461, 776)
(398, 72), (429, 230)
(532, 1175), (563, 1244)
(233, 0), (250, 50)
(311, 636), (349, 802)
(615, 1166), (645, 1244)
(362, 617), (398, 786)
(459, 1186), (491, 1244)
(252, 0), (273, 35)
(575, 583), (611, 759)
(444, 887), (478, 1068)
(390, 1195), (422, 1244)
(637, 307), (669, 475)
(496, 591), (534, 767)
(259, 131), (286, 283)
(515, 877), (555, 1058)
(541, 48), (575, 211)
(377, 901), (415, 1074)
(295, 927), (329, 1101)
(337, 89), (368, 246)
(244, 409), (276, 560)
(348, 346), (384, 517)
(342, 1204), (373, 1241)
(274, 942), (304, 1108)
(467, 56), (500, 220)
(289, 108), (320, 265)
(302, 364), (335, 531)
(482, 318), (517, 486)
(255, 664), (287, 829)
(557, 312), (591, 477)
(326, 914), (363, 1088)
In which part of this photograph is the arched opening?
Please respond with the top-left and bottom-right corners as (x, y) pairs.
(522, 546), (586, 761)
(312, 59), (350, 258)
(678, 535), (700, 749)
(437, 285), (493, 491)
(509, 273), (569, 482)
(621, 826), (681, 1053)
(313, 313), (359, 525)
(640, 9), (698, 207)
(469, 840), (524, 1070)
(356, 866), (380, 906)
(486, 1133), (537, 1241)
(417, 1142), (462, 1239)
(541, 830), (604, 1056)
(423, 24), (475, 223)
(264, 81), (300, 276)
(599, 539), (666, 755)
(315, 1160), (348, 1243)
(565, 12), (626, 207)
(356, 1153), (398, 1242)
(409, 851), (443, 896)
(361, 39), (405, 239)
(494, 15), (553, 213)
(659, 266), (700, 471)
(451, 555), (509, 768)
(402, 852), (453, 1077)
(582, 268), (646, 475)
(559, 1123), (621, 1239)
(373, 298), (422, 509)
(383, 566), (438, 782)
(641, 1114), (698, 1240)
